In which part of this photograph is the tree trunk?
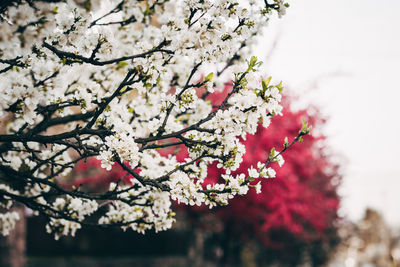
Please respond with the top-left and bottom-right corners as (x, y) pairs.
(187, 228), (205, 267)
(0, 205), (26, 267)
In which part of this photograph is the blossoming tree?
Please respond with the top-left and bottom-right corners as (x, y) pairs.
(0, 0), (309, 239)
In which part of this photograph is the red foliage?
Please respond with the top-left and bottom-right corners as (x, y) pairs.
(64, 158), (133, 192)
(213, 107), (340, 246)
(175, 85), (341, 247)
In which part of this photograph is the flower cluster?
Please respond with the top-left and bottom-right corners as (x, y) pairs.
(98, 181), (175, 233)
(0, 211), (20, 236)
(0, 0), (299, 239)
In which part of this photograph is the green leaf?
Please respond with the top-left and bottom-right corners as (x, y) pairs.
(120, 85), (127, 93)
(276, 81), (283, 92)
(246, 56), (263, 72)
(302, 119), (307, 129)
(269, 147), (276, 159)
(299, 120), (312, 135)
(204, 72), (214, 83)
(262, 76), (271, 91)
(116, 61), (128, 70)
(284, 137), (288, 148)
(249, 56), (257, 66)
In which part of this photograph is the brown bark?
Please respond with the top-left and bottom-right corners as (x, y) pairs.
(0, 205), (26, 267)
(187, 228), (205, 267)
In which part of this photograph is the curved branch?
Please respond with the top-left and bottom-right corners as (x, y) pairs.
(43, 40), (173, 66)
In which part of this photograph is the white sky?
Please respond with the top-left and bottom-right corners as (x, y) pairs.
(255, 0), (400, 226)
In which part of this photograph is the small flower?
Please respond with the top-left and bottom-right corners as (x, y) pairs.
(255, 181), (262, 194)
(248, 166), (259, 179)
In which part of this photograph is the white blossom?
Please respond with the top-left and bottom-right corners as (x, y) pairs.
(0, 212), (20, 236)
(248, 166), (260, 179)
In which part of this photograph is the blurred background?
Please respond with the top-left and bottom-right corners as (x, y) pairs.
(258, 0), (400, 227)
(1, 0), (400, 266)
